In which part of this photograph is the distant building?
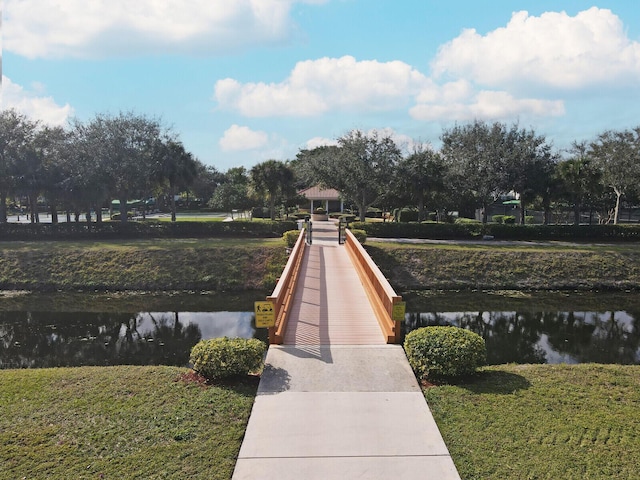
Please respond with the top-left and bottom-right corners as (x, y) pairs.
(298, 185), (343, 212)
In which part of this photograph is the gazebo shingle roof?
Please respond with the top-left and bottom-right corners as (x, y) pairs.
(298, 185), (341, 201)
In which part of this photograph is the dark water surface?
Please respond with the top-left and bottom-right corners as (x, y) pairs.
(403, 291), (640, 365)
(1, 291), (639, 368)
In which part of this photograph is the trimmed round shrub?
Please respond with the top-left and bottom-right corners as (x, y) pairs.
(349, 228), (367, 244)
(282, 229), (301, 248)
(404, 326), (486, 379)
(190, 337), (266, 381)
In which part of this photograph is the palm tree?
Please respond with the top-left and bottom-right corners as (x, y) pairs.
(250, 160), (294, 220)
(156, 139), (198, 222)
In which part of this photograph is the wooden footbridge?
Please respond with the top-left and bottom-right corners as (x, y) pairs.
(266, 220), (404, 346)
(234, 220), (461, 479)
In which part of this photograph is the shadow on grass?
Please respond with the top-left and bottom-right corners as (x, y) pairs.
(428, 370), (531, 395)
(176, 370), (261, 397)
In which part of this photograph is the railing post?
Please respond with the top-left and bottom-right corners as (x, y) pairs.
(305, 217), (313, 245)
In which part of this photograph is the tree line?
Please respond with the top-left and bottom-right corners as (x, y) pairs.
(2, 108), (639, 225)
(0, 109), (223, 224)
(294, 122), (640, 224)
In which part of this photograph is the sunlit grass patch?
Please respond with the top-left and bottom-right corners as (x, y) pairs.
(0, 366), (258, 479)
(425, 364), (640, 479)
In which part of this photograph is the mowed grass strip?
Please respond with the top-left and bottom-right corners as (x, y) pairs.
(0, 238), (287, 291)
(367, 243), (640, 290)
(0, 366), (257, 480)
(425, 364), (640, 480)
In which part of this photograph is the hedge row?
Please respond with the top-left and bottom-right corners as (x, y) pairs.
(352, 221), (640, 241)
(0, 220), (297, 240)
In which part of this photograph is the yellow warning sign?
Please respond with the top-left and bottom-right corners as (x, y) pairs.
(392, 302), (406, 322)
(254, 301), (276, 328)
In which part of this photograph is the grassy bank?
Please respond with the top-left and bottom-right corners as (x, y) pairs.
(0, 366), (257, 479)
(2, 365), (638, 479)
(425, 364), (640, 479)
(367, 242), (640, 290)
(2, 238), (639, 294)
(0, 238), (288, 292)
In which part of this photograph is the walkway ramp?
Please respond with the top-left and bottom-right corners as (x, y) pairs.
(282, 221), (385, 345)
(232, 221), (461, 480)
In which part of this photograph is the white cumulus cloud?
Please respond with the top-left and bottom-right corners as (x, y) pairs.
(214, 56), (429, 117)
(1, 76), (74, 126)
(219, 125), (269, 151)
(432, 7), (640, 89)
(411, 87), (565, 122)
(4, 0), (326, 58)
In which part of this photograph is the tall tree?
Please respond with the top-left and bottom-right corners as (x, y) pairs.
(589, 127), (640, 224)
(208, 167), (252, 215)
(555, 143), (602, 225)
(503, 125), (557, 224)
(250, 160), (294, 220)
(83, 112), (164, 223)
(189, 162), (223, 207)
(34, 126), (71, 224)
(67, 119), (113, 223)
(156, 139), (198, 222)
(441, 121), (509, 223)
(0, 109), (38, 223)
(396, 145), (446, 222)
(299, 130), (401, 222)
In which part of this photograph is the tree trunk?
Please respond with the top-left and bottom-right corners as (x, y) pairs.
(0, 193), (7, 223)
(573, 204), (580, 226)
(96, 205), (103, 224)
(519, 196), (526, 225)
(417, 196), (425, 222)
(171, 184), (177, 222)
(269, 195), (276, 221)
(120, 195), (128, 223)
(50, 204), (58, 224)
(482, 200), (488, 224)
(613, 187), (621, 225)
(357, 201), (366, 222)
(29, 195), (40, 223)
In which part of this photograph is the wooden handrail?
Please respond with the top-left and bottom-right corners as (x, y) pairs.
(344, 228), (402, 343)
(267, 228), (307, 344)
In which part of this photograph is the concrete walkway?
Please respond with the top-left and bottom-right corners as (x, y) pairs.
(232, 222), (461, 479)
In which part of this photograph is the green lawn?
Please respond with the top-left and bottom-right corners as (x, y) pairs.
(0, 366), (257, 479)
(1, 364), (639, 479)
(367, 242), (640, 290)
(425, 364), (640, 479)
(0, 238), (288, 292)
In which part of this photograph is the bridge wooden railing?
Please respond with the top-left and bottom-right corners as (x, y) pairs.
(267, 228), (307, 344)
(344, 228), (402, 343)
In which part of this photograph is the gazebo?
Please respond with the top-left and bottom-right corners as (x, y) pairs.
(298, 185), (343, 213)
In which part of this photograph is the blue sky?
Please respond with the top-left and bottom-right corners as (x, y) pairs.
(3, 0), (640, 171)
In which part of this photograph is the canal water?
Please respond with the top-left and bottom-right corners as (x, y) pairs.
(1, 291), (638, 368)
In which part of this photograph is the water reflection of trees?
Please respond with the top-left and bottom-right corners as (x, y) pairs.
(404, 310), (640, 365)
(0, 311), (201, 368)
